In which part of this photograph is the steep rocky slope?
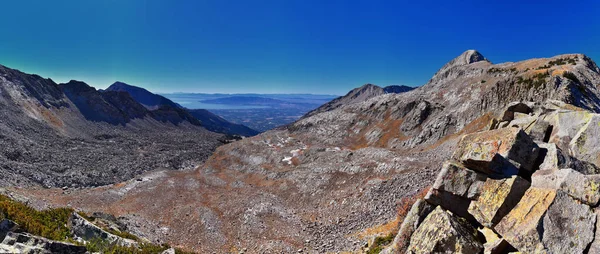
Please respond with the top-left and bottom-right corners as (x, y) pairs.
(0, 65), (224, 188)
(7, 50), (600, 253)
(187, 109), (259, 137)
(303, 84), (415, 118)
(106, 81), (182, 109)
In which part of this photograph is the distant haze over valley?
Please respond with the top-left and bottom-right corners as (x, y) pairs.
(162, 93), (339, 131)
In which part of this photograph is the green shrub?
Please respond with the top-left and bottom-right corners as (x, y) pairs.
(563, 71), (580, 83)
(0, 194), (73, 241)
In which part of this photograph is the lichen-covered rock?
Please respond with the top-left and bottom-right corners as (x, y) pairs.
(431, 161), (487, 199)
(452, 128), (539, 176)
(425, 161), (487, 221)
(0, 232), (87, 254)
(526, 118), (552, 142)
(495, 188), (556, 253)
(588, 208), (600, 254)
(496, 188), (595, 254)
(467, 176), (530, 227)
(548, 110), (594, 152)
(424, 189), (475, 223)
(541, 191), (595, 254)
(531, 168), (600, 206)
(537, 143), (600, 174)
(69, 212), (138, 247)
(479, 227), (512, 254)
(570, 114), (600, 167)
(385, 199), (434, 253)
(406, 206), (483, 254)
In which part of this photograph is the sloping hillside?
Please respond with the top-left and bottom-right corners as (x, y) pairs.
(107, 82), (259, 136)
(0, 65), (224, 188)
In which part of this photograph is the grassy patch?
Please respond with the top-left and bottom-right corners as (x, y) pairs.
(516, 72), (550, 89)
(0, 194), (73, 241)
(0, 194), (196, 253)
(366, 233), (395, 254)
(537, 57), (577, 69)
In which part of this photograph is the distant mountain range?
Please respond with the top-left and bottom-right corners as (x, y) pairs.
(106, 82), (259, 136)
(163, 93), (339, 132)
(199, 96), (291, 106)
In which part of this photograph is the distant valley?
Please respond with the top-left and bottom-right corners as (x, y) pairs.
(162, 86), (414, 132)
(162, 93), (338, 131)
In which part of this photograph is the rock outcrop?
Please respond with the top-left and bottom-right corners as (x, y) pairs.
(394, 100), (600, 254)
(406, 206), (483, 254)
(0, 232), (87, 254)
(69, 212), (138, 247)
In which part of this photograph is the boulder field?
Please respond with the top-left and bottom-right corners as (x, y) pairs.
(381, 100), (600, 254)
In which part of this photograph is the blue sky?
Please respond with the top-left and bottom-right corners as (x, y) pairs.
(0, 0), (598, 95)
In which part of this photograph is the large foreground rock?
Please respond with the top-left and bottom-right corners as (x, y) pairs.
(537, 143), (600, 174)
(452, 128), (539, 176)
(588, 209), (600, 253)
(383, 199), (434, 253)
(0, 232), (87, 254)
(532, 168), (600, 206)
(424, 161), (486, 220)
(570, 114), (600, 167)
(431, 161), (487, 199)
(496, 188), (595, 253)
(406, 206), (483, 254)
(468, 176), (529, 227)
(548, 110), (594, 152)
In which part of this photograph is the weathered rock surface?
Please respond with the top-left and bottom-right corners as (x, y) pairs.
(384, 199), (434, 253)
(548, 110), (594, 152)
(479, 227), (512, 254)
(432, 160), (487, 199)
(0, 232), (86, 254)
(537, 143), (600, 174)
(406, 206), (483, 254)
(542, 191), (595, 253)
(424, 161), (488, 221)
(69, 212), (137, 247)
(452, 127), (539, 176)
(495, 187), (556, 253)
(468, 176), (529, 227)
(496, 189), (595, 254)
(570, 114), (600, 167)
(588, 209), (600, 254)
(531, 168), (600, 206)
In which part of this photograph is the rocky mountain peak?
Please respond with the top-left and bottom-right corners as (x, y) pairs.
(460, 49), (487, 64)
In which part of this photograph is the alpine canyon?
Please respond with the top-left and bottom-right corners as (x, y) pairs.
(2, 48), (600, 254)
